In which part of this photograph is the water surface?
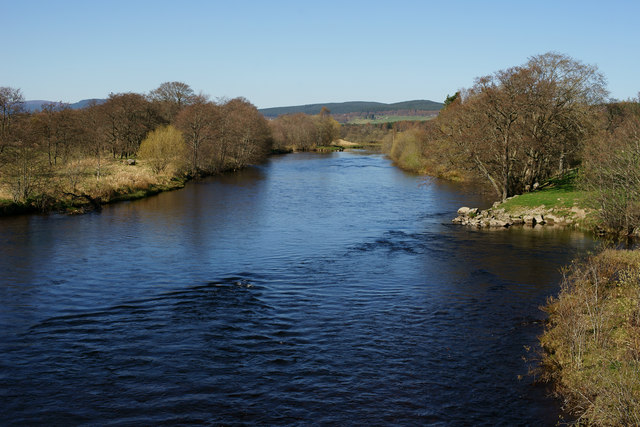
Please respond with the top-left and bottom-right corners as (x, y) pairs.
(0, 152), (595, 425)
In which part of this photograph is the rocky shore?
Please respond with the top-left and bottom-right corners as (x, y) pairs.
(452, 198), (591, 229)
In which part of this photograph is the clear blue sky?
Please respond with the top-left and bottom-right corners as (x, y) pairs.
(2, 0), (638, 108)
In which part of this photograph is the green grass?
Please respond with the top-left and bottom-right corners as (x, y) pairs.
(500, 171), (594, 212)
(314, 146), (344, 152)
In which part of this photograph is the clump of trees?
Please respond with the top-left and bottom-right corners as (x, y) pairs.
(269, 106), (340, 151)
(439, 52), (608, 200)
(387, 53), (609, 196)
(384, 53), (640, 234)
(0, 82), (272, 209)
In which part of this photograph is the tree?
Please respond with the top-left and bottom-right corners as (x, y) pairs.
(443, 92), (460, 109)
(270, 113), (318, 151)
(102, 92), (161, 159)
(138, 125), (187, 174)
(174, 101), (221, 174)
(0, 115), (47, 202)
(34, 103), (81, 166)
(581, 101), (640, 234)
(148, 81), (196, 122)
(314, 112), (341, 147)
(78, 101), (109, 180)
(219, 97), (272, 170)
(441, 53), (607, 200)
(0, 86), (24, 154)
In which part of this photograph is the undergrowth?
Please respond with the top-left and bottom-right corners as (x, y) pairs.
(539, 249), (640, 425)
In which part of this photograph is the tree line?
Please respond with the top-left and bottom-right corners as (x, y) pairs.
(269, 106), (341, 151)
(383, 52), (640, 235)
(0, 82), (272, 206)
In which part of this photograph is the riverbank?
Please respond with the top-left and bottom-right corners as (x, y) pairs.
(0, 158), (188, 216)
(538, 249), (640, 425)
(0, 141), (380, 217)
(451, 172), (610, 234)
(0, 150), (591, 425)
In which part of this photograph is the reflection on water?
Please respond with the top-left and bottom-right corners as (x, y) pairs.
(0, 151), (596, 425)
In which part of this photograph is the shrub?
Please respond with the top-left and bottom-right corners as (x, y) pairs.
(138, 125), (187, 174)
(540, 249), (640, 425)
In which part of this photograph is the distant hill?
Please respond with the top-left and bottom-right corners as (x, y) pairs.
(23, 98), (106, 112)
(259, 100), (444, 118)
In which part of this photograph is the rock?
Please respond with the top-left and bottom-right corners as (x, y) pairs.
(534, 214), (545, 225)
(523, 215), (535, 225)
(489, 219), (509, 228)
(457, 207), (479, 217)
(510, 216), (525, 225)
(457, 207), (471, 216)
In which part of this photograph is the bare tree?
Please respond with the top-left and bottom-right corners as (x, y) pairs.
(148, 81), (196, 122)
(102, 92), (161, 159)
(174, 101), (221, 175)
(220, 97), (272, 170)
(0, 86), (25, 155)
(581, 102), (640, 234)
(442, 53), (607, 200)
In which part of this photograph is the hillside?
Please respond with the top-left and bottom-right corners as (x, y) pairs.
(23, 98), (106, 112)
(259, 100), (444, 119)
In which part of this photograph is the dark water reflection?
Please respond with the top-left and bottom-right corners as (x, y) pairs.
(0, 151), (596, 425)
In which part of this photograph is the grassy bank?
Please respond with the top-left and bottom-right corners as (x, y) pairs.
(0, 158), (187, 216)
(497, 171), (598, 230)
(539, 249), (640, 425)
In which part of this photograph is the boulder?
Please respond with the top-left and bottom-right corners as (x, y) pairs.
(489, 218), (509, 228)
(510, 216), (525, 225)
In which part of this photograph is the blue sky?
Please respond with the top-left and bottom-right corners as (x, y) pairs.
(2, 0), (638, 108)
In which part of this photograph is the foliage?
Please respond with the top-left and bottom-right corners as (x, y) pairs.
(441, 52), (607, 200)
(0, 84), (272, 214)
(269, 110), (340, 151)
(443, 92), (459, 109)
(175, 97), (272, 174)
(102, 92), (163, 159)
(381, 120), (470, 180)
(540, 249), (640, 425)
(138, 125), (187, 174)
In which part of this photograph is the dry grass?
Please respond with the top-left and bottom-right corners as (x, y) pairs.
(540, 249), (640, 425)
(0, 156), (182, 213)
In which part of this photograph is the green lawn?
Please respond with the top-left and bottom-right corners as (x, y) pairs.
(500, 171), (594, 212)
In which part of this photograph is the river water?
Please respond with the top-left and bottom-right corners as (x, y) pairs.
(0, 151), (596, 425)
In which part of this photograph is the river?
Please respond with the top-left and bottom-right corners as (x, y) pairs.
(0, 151), (596, 425)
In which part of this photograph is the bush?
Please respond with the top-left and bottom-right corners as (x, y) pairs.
(540, 249), (640, 425)
(138, 125), (187, 174)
